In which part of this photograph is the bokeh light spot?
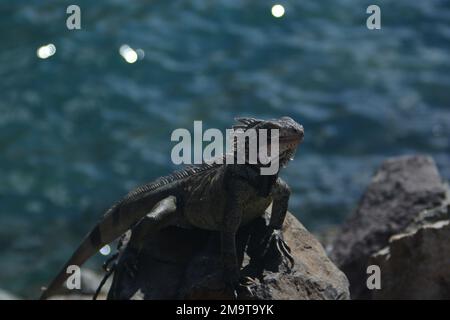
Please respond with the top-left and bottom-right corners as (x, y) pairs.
(37, 44), (56, 59)
(99, 245), (111, 256)
(271, 4), (285, 18)
(119, 44), (139, 63)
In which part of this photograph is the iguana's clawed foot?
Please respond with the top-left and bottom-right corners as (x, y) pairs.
(241, 275), (258, 286)
(238, 276), (258, 297)
(266, 229), (295, 270)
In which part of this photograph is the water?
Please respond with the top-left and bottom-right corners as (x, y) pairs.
(0, 0), (449, 297)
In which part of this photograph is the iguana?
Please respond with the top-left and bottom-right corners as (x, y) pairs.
(40, 116), (304, 299)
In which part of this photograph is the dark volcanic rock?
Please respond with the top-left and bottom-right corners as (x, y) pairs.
(330, 155), (446, 299)
(107, 209), (349, 300)
(369, 200), (450, 299)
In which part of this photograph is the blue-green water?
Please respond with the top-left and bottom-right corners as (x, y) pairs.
(1, 1), (449, 297)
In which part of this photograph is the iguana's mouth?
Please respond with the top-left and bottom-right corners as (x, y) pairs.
(278, 135), (302, 166)
(279, 135), (302, 145)
(279, 135), (302, 150)
(263, 135), (301, 159)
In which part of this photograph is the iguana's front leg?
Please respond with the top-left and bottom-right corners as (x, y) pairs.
(268, 177), (294, 268)
(221, 171), (247, 296)
(247, 177), (295, 270)
(270, 177), (290, 229)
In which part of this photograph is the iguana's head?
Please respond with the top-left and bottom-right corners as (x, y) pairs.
(233, 116), (304, 171)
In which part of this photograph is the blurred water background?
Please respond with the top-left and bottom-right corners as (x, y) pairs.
(0, 0), (449, 297)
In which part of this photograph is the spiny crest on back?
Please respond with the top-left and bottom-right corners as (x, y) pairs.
(232, 117), (263, 131)
(122, 160), (222, 203)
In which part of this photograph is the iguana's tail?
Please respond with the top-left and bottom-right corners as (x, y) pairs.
(40, 190), (171, 300)
(39, 228), (104, 300)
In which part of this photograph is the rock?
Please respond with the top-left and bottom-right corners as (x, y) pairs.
(0, 289), (21, 300)
(107, 209), (350, 300)
(330, 155), (446, 299)
(369, 202), (450, 299)
(237, 213), (349, 300)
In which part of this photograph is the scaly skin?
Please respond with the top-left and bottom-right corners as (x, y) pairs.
(40, 116), (304, 299)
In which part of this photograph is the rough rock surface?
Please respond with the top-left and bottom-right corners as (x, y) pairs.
(370, 201), (450, 299)
(107, 209), (350, 300)
(330, 155), (447, 299)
